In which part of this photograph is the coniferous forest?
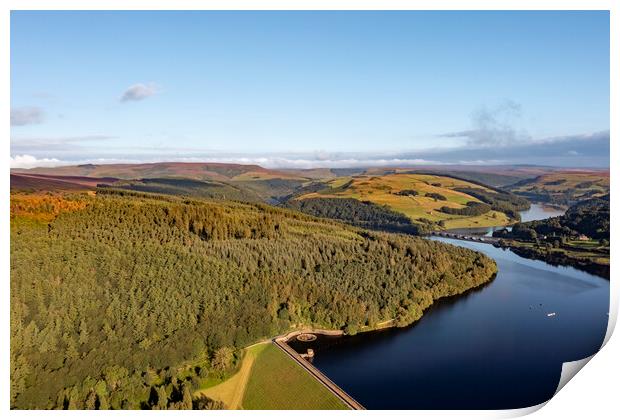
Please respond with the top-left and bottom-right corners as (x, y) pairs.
(282, 197), (425, 234)
(10, 190), (497, 409)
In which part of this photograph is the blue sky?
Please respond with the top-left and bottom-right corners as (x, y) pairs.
(10, 11), (610, 168)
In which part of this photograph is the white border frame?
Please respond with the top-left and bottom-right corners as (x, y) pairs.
(2, 2), (617, 419)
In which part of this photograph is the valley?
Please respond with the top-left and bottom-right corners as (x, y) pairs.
(12, 163), (533, 231)
(9, 162), (610, 410)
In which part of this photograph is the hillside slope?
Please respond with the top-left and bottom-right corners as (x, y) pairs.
(291, 173), (528, 230)
(363, 165), (559, 187)
(12, 162), (311, 203)
(100, 178), (263, 202)
(11, 173), (117, 192)
(508, 170), (609, 206)
(12, 162), (281, 181)
(11, 190), (497, 409)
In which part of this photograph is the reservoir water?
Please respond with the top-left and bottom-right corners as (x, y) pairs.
(519, 203), (565, 223)
(288, 205), (609, 409)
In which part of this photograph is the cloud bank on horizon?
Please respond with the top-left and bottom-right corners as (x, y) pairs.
(10, 129), (610, 169)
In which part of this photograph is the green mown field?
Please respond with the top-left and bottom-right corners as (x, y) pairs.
(242, 343), (348, 410)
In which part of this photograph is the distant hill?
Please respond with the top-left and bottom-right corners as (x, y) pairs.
(288, 173), (529, 230)
(17, 162), (603, 210)
(508, 170), (609, 206)
(100, 178), (263, 202)
(12, 162), (305, 182)
(11, 172), (264, 203)
(397, 169), (526, 188)
(10, 173), (118, 192)
(278, 167), (367, 180)
(12, 162), (312, 203)
(362, 165), (564, 188)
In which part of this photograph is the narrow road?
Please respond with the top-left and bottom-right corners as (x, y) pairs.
(195, 349), (257, 409)
(273, 336), (365, 410)
(229, 352), (255, 410)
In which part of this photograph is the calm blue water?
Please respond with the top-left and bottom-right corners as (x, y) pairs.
(289, 236), (609, 409)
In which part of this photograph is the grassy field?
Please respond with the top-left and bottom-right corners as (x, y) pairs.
(296, 173), (512, 229)
(195, 345), (260, 409)
(195, 342), (348, 410)
(242, 343), (348, 410)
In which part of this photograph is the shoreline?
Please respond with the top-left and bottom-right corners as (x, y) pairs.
(263, 266), (498, 402)
(275, 269), (497, 343)
(202, 248), (498, 409)
(220, 269), (496, 409)
(496, 242), (610, 279)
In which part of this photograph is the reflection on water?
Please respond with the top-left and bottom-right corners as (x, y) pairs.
(444, 225), (505, 237)
(519, 203), (565, 222)
(294, 233), (608, 409)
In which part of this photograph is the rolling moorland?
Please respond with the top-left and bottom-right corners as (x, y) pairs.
(286, 173), (529, 231)
(13, 163), (534, 233)
(362, 165), (555, 188)
(10, 187), (497, 409)
(12, 163), (610, 247)
(12, 162), (311, 203)
(507, 170), (610, 206)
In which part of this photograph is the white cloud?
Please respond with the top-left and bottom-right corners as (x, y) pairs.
(439, 100), (530, 146)
(120, 83), (158, 102)
(11, 107), (44, 126)
(10, 155), (62, 169)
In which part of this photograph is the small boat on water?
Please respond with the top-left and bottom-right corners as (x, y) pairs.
(547, 312), (556, 317)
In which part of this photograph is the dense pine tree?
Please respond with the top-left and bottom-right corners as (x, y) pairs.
(11, 190), (496, 409)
